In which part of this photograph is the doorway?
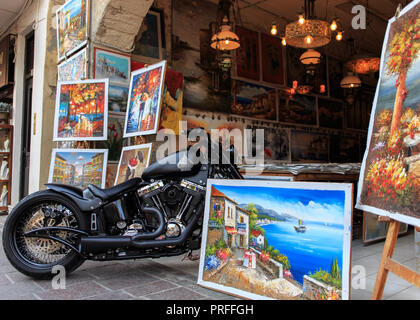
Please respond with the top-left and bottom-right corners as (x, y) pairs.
(19, 31), (34, 199)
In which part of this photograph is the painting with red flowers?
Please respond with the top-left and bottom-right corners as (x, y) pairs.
(54, 79), (108, 141)
(124, 61), (166, 137)
(114, 143), (152, 186)
(357, 0), (420, 227)
(97, 112), (124, 161)
(235, 26), (260, 81)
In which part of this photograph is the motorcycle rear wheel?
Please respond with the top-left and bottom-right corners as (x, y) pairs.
(2, 190), (88, 279)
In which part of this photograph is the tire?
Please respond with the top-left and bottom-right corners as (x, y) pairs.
(2, 190), (88, 279)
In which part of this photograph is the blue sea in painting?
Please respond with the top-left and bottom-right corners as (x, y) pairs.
(262, 221), (344, 285)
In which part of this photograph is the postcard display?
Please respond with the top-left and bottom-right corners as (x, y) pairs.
(356, 1), (420, 298)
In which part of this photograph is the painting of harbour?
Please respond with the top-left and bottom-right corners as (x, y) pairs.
(198, 180), (352, 300)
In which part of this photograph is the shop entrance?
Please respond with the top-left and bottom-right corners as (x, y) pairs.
(19, 31), (34, 199)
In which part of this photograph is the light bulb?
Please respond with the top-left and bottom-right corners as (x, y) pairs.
(330, 20), (338, 31)
(336, 32), (343, 41)
(305, 35), (313, 45)
(271, 24), (278, 35)
(298, 15), (305, 25)
(282, 37), (287, 46)
(225, 39), (230, 45)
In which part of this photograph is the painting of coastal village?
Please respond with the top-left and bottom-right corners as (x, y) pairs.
(54, 79), (108, 141)
(198, 180), (352, 300)
(48, 149), (108, 189)
(357, 1), (420, 227)
(56, 0), (89, 61)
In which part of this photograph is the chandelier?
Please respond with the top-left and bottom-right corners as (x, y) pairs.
(340, 72), (362, 88)
(210, 16), (240, 51)
(285, 0), (334, 49)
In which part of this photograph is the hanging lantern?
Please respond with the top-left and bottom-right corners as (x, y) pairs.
(271, 23), (278, 35)
(281, 37), (287, 46)
(345, 56), (380, 74)
(330, 19), (338, 31)
(340, 72), (362, 88)
(210, 16), (240, 51)
(336, 31), (343, 41)
(299, 49), (321, 65)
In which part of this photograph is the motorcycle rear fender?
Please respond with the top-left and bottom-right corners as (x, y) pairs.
(45, 184), (103, 212)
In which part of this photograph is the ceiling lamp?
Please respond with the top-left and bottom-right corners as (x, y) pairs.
(281, 37), (287, 46)
(340, 72), (362, 88)
(300, 49), (321, 65)
(345, 56), (380, 74)
(210, 16), (240, 51)
(271, 23), (278, 35)
(330, 19), (338, 31)
(336, 31), (343, 41)
(285, 0), (331, 49)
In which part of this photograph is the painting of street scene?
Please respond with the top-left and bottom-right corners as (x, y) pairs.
(54, 79), (108, 141)
(49, 149), (108, 189)
(57, 47), (87, 81)
(56, 0), (89, 60)
(357, 1), (420, 227)
(198, 180), (352, 300)
(124, 61), (166, 137)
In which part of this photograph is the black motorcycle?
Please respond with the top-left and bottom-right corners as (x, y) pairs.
(2, 139), (243, 278)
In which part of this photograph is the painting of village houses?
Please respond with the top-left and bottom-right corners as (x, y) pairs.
(198, 180), (352, 300)
(56, 0), (89, 61)
(54, 79), (108, 141)
(357, 2), (420, 227)
(49, 149), (108, 189)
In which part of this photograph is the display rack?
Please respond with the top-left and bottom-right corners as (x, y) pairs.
(0, 124), (12, 214)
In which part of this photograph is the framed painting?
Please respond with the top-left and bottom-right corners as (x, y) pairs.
(291, 130), (329, 162)
(330, 135), (360, 163)
(97, 112), (125, 162)
(54, 79), (108, 141)
(198, 179), (352, 300)
(356, 0), (420, 228)
(245, 125), (290, 162)
(124, 60), (166, 137)
(278, 93), (317, 126)
(260, 33), (285, 85)
(232, 80), (277, 120)
(184, 110), (245, 134)
(105, 161), (118, 189)
(318, 97), (344, 129)
(132, 62), (184, 135)
(56, 0), (89, 61)
(94, 48), (131, 85)
(133, 9), (164, 60)
(235, 26), (260, 81)
(57, 47), (88, 82)
(0, 36), (10, 88)
(327, 56), (344, 99)
(362, 212), (409, 245)
(114, 143), (152, 185)
(48, 149), (108, 189)
(108, 85), (129, 113)
(286, 46), (305, 88)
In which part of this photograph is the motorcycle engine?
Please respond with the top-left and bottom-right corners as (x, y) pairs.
(137, 180), (205, 239)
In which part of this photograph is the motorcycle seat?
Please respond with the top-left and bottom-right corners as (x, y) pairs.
(87, 178), (143, 201)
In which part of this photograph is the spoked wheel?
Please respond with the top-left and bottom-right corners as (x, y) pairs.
(2, 190), (88, 279)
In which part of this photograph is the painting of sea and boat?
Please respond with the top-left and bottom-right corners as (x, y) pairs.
(357, 0), (420, 227)
(54, 79), (108, 141)
(124, 61), (166, 137)
(198, 179), (352, 300)
(56, 0), (89, 61)
(48, 149), (108, 189)
(94, 48), (131, 85)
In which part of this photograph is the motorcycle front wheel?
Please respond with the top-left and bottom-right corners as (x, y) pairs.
(2, 190), (88, 279)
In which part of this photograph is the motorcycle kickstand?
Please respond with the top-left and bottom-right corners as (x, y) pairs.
(181, 250), (200, 262)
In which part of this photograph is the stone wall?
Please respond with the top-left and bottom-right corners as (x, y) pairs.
(302, 275), (341, 300)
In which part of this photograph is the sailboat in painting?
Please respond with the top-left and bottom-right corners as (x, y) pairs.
(294, 219), (307, 233)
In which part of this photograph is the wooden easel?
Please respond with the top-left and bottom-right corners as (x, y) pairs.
(371, 217), (420, 299)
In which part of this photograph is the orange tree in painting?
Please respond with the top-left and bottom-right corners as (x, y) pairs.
(386, 13), (420, 135)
